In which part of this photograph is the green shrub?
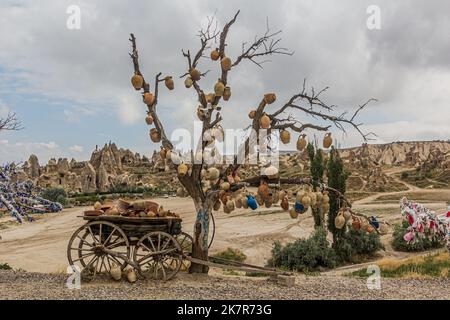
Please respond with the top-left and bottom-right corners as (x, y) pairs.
(212, 248), (247, 263)
(392, 220), (443, 252)
(0, 263), (12, 270)
(41, 187), (67, 203)
(334, 228), (384, 263)
(55, 194), (68, 206)
(269, 228), (337, 272)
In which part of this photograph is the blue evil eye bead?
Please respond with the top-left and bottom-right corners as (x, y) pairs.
(370, 216), (380, 229)
(295, 201), (304, 213)
(246, 195), (258, 210)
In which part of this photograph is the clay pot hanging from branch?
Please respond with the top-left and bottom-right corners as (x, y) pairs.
(164, 76), (174, 90)
(210, 48), (220, 61)
(189, 68), (201, 81)
(296, 134), (307, 151)
(131, 74), (144, 90)
(263, 93), (276, 104)
(184, 77), (193, 88)
(143, 92), (155, 105)
(149, 128), (161, 143)
(323, 133), (333, 149)
(221, 56), (232, 71)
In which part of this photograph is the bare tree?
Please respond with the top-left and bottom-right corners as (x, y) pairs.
(0, 112), (22, 132)
(128, 10), (374, 273)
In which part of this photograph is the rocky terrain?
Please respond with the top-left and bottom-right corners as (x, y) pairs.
(15, 140), (450, 195)
(17, 142), (177, 194)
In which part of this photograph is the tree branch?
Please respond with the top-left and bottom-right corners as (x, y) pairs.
(0, 112), (23, 132)
(129, 34), (173, 150)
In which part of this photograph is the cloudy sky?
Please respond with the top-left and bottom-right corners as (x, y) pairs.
(0, 0), (449, 164)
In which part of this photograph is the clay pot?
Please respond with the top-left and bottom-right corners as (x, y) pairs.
(323, 133), (333, 149)
(211, 49), (220, 61)
(131, 74), (144, 90)
(343, 209), (352, 221)
(255, 194), (264, 206)
(164, 76), (174, 90)
(296, 134), (307, 151)
(177, 163), (188, 176)
(221, 182), (231, 191)
(143, 92), (155, 105)
(184, 77), (193, 88)
(145, 114), (154, 125)
(110, 263), (122, 281)
(352, 217), (361, 230)
(260, 114), (271, 129)
(263, 93), (276, 104)
(226, 199), (235, 212)
(281, 196), (289, 211)
(223, 86), (231, 101)
(190, 68), (201, 81)
(301, 195), (311, 209)
(127, 269), (137, 283)
(280, 130), (291, 144)
(214, 80), (225, 96)
(221, 56), (232, 71)
(235, 196), (243, 209)
(206, 167), (220, 180)
(248, 110), (256, 119)
(94, 201), (102, 211)
(289, 208), (299, 219)
(149, 128), (161, 143)
(258, 182), (270, 200)
(335, 213), (346, 229)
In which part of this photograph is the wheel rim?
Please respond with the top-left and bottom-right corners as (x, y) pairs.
(134, 231), (182, 281)
(175, 232), (193, 271)
(67, 221), (130, 280)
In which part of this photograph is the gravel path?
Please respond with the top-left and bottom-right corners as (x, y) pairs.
(1, 270), (450, 300)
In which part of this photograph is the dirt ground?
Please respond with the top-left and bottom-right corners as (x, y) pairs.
(0, 178), (449, 299)
(1, 181), (448, 273)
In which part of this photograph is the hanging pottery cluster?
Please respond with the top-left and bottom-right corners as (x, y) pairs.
(130, 72), (174, 146)
(400, 197), (450, 250)
(211, 170), (245, 213)
(285, 186), (329, 219)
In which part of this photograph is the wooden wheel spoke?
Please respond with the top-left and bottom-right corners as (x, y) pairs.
(87, 226), (99, 245)
(147, 236), (157, 252)
(72, 252), (95, 263)
(106, 240), (127, 250)
(76, 234), (94, 247)
(103, 227), (117, 245)
(159, 262), (167, 279)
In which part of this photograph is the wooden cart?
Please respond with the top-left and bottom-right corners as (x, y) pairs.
(67, 215), (193, 281)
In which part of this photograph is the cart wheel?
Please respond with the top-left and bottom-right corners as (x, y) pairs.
(67, 221), (130, 281)
(175, 232), (193, 271)
(133, 231), (182, 281)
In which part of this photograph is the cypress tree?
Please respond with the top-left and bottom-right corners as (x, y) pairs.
(327, 147), (349, 244)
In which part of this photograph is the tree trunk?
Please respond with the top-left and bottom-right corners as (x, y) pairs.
(189, 201), (212, 273)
